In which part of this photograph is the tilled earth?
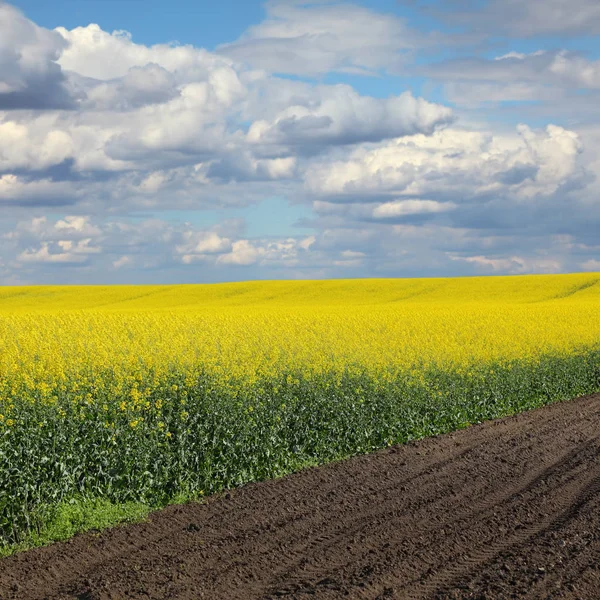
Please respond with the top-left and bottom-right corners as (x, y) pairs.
(1, 393), (600, 599)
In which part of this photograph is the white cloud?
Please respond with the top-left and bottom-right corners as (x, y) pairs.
(205, 153), (298, 182)
(55, 216), (102, 237)
(580, 259), (600, 271)
(81, 63), (179, 111)
(0, 3), (75, 109)
(448, 254), (562, 274)
(219, 0), (419, 76)
(56, 24), (235, 81)
(372, 199), (456, 219)
(17, 243), (84, 264)
(0, 118), (75, 171)
(17, 238), (100, 264)
(494, 50), (546, 61)
(429, 50), (600, 100)
(216, 239), (265, 266)
(0, 9), (452, 198)
(215, 235), (317, 267)
(447, 0), (600, 36)
(547, 51), (600, 88)
(0, 174), (76, 206)
(113, 255), (133, 269)
(306, 124), (585, 203)
(247, 88), (452, 149)
(340, 249), (365, 258)
(177, 231), (233, 262)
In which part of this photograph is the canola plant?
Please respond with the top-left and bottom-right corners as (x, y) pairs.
(1, 273), (599, 548)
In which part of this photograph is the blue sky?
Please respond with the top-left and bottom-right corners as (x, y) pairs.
(13, 0), (439, 48)
(12, 0), (266, 49)
(1, 0), (599, 284)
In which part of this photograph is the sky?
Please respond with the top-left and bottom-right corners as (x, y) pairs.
(1, 0), (599, 284)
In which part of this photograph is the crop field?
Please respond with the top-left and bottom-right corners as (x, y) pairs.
(1, 273), (600, 552)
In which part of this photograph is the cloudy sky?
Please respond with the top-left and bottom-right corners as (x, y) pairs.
(1, 0), (599, 284)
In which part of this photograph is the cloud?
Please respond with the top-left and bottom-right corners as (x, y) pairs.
(372, 199), (456, 219)
(215, 236), (317, 267)
(5, 216), (103, 251)
(247, 88), (453, 150)
(80, 63), (180, 111)
(448, 253), (561, 274)
(112, 255), (132, 269)
(580, 258), (600, 271)
(0, 174), (77, 206)
(0, 3), (77, 109)
(423, 50), (600, 108)
(0, 119), (76, 172)
(2, 213), (321, 279)
(17, 238), (100, 264)
(1, 206), (598, 283)
(218, 0), (419, 76)
(56, 24), (235, 81)
(0, 7), (453, 211)
(305, 124), (585, 204)
(177, 231), (233, 263)
(311, 198), (456, 226)
(216, 239), (264, 266)
(205, 153), (297, 182)
(438, 0), (600, 37)
(1, 2), (599, 283)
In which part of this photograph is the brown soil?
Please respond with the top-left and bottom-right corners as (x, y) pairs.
(1, 393), (600, 600)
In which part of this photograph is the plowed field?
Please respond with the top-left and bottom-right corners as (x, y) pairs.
(1, 393), (600, 599)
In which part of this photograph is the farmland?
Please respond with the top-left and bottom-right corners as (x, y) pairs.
(1, 273), (600, 552)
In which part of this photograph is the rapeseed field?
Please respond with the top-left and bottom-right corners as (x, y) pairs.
(1, 273), (599, 550)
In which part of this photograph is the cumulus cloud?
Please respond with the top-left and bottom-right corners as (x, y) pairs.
(305, 124), (585, 203)
(17, 238), (100, 264)
(214, 236), (317, 267)
(177, 231), (233, 263)
(217, 239), (264, 266)
(5, 216), (102, 250)
(0, 174), (77, 206)
(56, 24), (235, 81)
(80, 63), (180, 111)
(247, 88), (453, 150)
(1, 214), (321, 280)
(0, 3), (76, 109)
(0, 119), (75, 172)
(0, 6), (453, 211)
